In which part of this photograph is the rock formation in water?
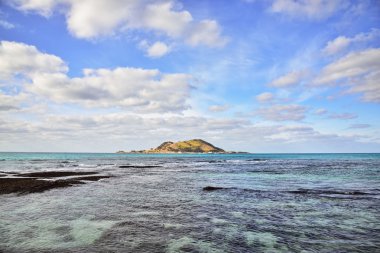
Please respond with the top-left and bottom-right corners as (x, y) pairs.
(121, 139), (226, 153)
(149, 139), (225, 153)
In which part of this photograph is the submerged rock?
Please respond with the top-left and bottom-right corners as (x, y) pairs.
(119, 165), (162, 168)
(202, 186), (227, 191)
(18, 171), (98, 178)
(287, 188), (370, 196)
(0, 178), (84, 195)
(0, 171), (112, 195)
(73, 176), (111, 181)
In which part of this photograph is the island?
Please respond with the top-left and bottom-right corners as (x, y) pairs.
(117, 139), (248, 154)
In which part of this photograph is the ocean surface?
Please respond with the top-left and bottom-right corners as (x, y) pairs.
(0, 152), (379, 252)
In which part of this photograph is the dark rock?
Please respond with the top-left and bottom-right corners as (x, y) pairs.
(0, 171), (113, 195)
(18, 171), (98, 178)
(287, 188), (369, 195)
(208, 160), (226, 163)
(0, 178), (84, 195)
(202, 186), (227, 191)
(119, 165), (162, 168)
(74, 176), (112, 181)
(0, 171), (19, 174)
(247, 170), (283, 174)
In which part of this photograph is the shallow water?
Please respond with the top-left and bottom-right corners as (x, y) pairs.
(0, 153), (379, 252)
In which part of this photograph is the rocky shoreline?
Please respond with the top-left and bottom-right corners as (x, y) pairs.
(0, 171), (111, 195)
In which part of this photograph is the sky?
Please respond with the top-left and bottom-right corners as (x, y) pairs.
(0, 0), (380, 153)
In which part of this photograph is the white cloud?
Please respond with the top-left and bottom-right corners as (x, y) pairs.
(314, 108), (327, 115)
(208, 104), (229, 112)
(255, 104), (307, 121)
(0, 19), (15, 29)
(0, 40), (67, 81)
(348, 124), (370, 129)
(0, 92), (26, 111)
(315, 48), (380, 102)
(346, 70), (380, 103)
(28, 68), (192, 112)
(0, 40), (192, 113)
(328, 113), (357, 120)
(256, 92), (274, 103)
(315, 48), (380, 84)
(139, 1), (192, 38)
(270, 0), (344, 20)
(268, 70), (307, 88)
(186, 19), (228, 47)
(8, 0), (227, 48)
(322, 36), (351, 56)
(7, 0), (58, 16)
(146, 41), (170, 58)
(65, 0), (134, 38)
(322, 29), (380, 55)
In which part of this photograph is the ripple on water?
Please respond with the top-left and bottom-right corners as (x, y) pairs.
(163, 223), (184, 229)
(167, 236), (223, 253)
(244, 231), (279, 250)
(70, 216), (117, 245)
(1, 154), (380, 252)
(0, 216), (117, 251)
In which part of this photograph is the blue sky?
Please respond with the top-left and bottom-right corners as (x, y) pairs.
(0, 0), (380, 152)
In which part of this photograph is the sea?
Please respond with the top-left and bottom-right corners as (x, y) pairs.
(0, 152), (379, 253)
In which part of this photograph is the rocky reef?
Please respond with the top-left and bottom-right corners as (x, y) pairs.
(0, 171), (111, 195)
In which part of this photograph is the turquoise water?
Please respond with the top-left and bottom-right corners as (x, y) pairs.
(0, 153), (379, 252)
(1, 152), (379, 161)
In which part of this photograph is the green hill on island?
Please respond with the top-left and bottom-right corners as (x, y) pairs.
(118, 139), (227, 153)
(150, 139), (225, 153)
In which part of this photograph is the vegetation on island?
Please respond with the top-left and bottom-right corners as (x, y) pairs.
(116, 139), (243, 154)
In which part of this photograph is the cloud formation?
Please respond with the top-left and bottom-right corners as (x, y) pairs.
(270, 0), (344, 20)
(208, 104), (229, 112)
(256, 104), (307, 121)
(348, 124), (371, 129)
(315, 48), (380, 102)
(8, 0), (227, 47)
(268, 70), (307, 88)
(256, 92), (274, 103)
(0, 92), (24, 111)
(314, 108), (327, 115)
(0, 40), (192, 112)
(139, 41), (171, 58)
(322, 29), (380, 55)
(328, 113), (357, 120)
(0, 41), (67, 81)
(0, 19), (15, 29)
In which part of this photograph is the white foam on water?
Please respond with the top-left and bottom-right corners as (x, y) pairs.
(167, 236), (223, 253)
(0, 219), (76, 250)
(163, 223), (184, 229)
(196, 214), (208, 219)
(244, 231), (278, 248)
(213, 228), (223, 234)
(222, 226), (240, 240)
(230, 211), (245, 219)
(130, 211), (160, 216)
(0, 211), (116, 250)
(210, 218), (229, 225)
(70, 215), (116, 245)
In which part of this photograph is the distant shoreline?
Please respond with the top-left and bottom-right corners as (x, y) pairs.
(115, 151), (250, 154)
